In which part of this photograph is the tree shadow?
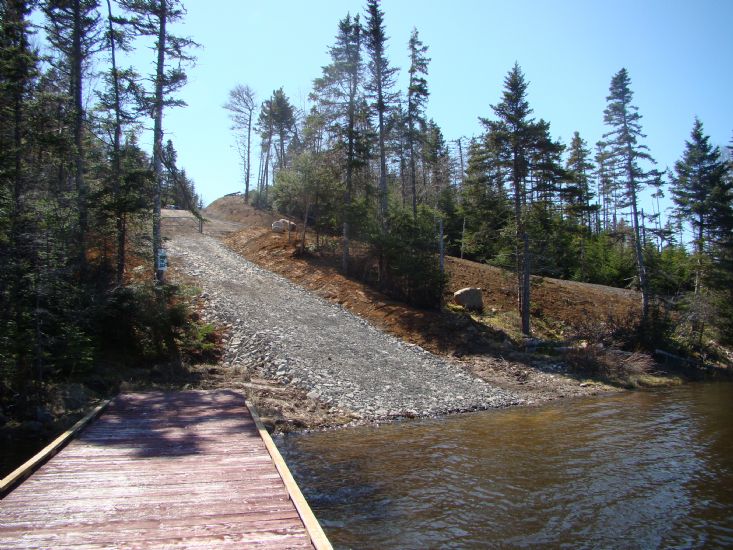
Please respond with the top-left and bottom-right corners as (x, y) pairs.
(77, 389), (259, 459)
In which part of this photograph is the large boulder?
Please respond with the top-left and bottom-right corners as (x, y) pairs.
(453, 287), (483, 311)
(271, 218), (297, 233)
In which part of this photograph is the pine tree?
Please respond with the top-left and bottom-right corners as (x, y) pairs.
(117, 0), (196, 283)
(42, 0), (103, 274)
(406, 27), (428, 218)
(564, 131), (595, 229)
(364, 0), (397, 229)
(671, 119), (731, 343)
(486, 63), (536, 335)
(671, 118), (728, 293)
(603, 68), (657, 320)
(270, 87), (295, 170)
(312, 13), (364, 274)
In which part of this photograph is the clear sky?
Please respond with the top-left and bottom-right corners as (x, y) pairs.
(146, 0), (732, 207)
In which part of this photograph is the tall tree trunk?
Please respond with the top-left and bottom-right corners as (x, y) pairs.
(409, 134), (417, 218)
(625, 154), (649, 319)
(245, 111), (252, 202)
(377, 92), (387, 229)
(512, 148), (531, 336)
(152, 0), (167, 283)
(72, 0), (87, 274)
(521, 233), (531, 336)
(106, 0), (125, 285)
(299, 201), (310, 255)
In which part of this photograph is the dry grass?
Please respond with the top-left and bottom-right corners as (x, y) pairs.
(560, 347), (676, 388)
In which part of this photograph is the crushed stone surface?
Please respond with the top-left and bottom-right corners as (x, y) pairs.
(168, 232), (521, 420)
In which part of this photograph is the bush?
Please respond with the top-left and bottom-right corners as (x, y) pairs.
(373, 206), (447, 309)
(564, 347), (654, 386)
(96, 283), (219, 365)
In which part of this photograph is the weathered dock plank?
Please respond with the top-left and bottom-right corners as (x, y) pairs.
(0, 390), (331, 549)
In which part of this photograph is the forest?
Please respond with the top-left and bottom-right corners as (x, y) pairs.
(226, 1), (733, 347)
(1, 0), (732, 432)
(0, 0), (204, 428)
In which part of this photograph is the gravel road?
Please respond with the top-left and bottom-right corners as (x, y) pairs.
(168, 231), (520, 420)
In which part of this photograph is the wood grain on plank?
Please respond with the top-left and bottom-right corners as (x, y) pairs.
(0, 390), (329, 549)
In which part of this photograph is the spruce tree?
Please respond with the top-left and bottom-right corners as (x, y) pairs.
(269, 87), (295, 170)
(602, 68), (657, 320)
(564, 131), (595, 229)
(364, 0), (396, 229)
(708, 142), (733, 343)
(117, 0), (196, 283)
(406, 27), (428, 218)
(671, 118), (728, 292)
(672, 119), (731, 343)
(312, 13), (364, 274)
(42, 0), (103, 274)
(486, 63), (535, 335)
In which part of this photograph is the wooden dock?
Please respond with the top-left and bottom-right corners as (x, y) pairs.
(0, 390), (331, 549)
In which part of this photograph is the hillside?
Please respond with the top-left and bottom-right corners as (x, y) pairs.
(207, 195), (639, 347)
(201, 195), (684, 406)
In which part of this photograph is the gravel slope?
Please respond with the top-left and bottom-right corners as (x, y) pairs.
(168, 231), (520, 419)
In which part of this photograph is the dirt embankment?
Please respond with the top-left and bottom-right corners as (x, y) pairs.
(200, 196), (664, 414)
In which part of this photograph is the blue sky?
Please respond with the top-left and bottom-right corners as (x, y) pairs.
(147, 0), (732, 207)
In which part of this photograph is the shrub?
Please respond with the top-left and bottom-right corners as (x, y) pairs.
(372, 206), (447, 309)
(96, 283), (219, 365)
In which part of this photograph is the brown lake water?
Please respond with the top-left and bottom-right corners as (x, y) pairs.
(278, 383), (733, 549)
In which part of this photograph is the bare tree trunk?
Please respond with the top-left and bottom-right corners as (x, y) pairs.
(521, 233), (531, 336)
(299, 201), (310, 255)
(409, 136), (417, 218)
(460, 216), (466, 260)
(106, 0), (125, 285)
(439, 218), (444, 273)
(152, 0), (167, 284)
(245, 111), (252, 202)
(626, 154), (649, 320)
(72, 0), (87, 275)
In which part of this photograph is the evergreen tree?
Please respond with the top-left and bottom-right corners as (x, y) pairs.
(269, 87), (295, 170)
(486, 63), (536, 335)
(564, 131), (595, 229)
(672, 120), (732, 344)
(594, 140), (616, 232)
(707, 143), (733, 343)
(255, 95), (275, 206)
(406, 27), (428, 218)
(42, 0), (103, 273)
(364, 0), (396, 229)
(117, 0), (196, 282)
(671, 118), (728, 293)
(602, 68), (657, 320)
(96, 0), (142, 283)
(312, 13), (365, 274)
(1, 0), (38, 386)
(564, 131), (596, 279)
(459, 138), (511, 261)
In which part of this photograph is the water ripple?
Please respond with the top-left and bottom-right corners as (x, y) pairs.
(278, 383), (733, 549)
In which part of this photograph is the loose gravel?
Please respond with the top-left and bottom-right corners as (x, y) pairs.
(168, 232), (521, 420)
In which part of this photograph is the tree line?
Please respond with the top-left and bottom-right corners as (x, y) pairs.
(225, 0), (733, 348)
(0, 0), (201, 410)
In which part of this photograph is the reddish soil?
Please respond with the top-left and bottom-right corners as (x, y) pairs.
(187, 196), (705, 420)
